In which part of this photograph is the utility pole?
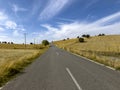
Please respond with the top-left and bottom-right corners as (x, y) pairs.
(34, 38), (35, 45)
(24, 33), (26, 49)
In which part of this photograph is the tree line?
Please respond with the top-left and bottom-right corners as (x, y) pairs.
(63, 33), (106, 42)
(0, 41), (14, 44)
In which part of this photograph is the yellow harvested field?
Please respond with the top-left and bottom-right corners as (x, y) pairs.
(55, 35), (120, 52)
(0, 48), (47, 86)
(0, 49), (39, 65)
(0, 44), (44, 49)
(54, 35), (120, 69)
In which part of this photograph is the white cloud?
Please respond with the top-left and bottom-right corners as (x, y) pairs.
(37, 11), (120, 41)
(5, 21), (17, 30)
(0, 12), (8, 20)
(39, 0), (70, 20)
(13, 30), (19, 36)
(0, 11), (26, 39)
(0, 27), (4, 31)
(0, 35), (10, 41)
(12, 4), (27, 14)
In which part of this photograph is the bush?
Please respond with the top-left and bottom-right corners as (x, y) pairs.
(67, 38), (69, 40)
(82, 34), (86, 37)
(82, 34), (90, 38)
(86, 34), (90, 38)
(11, 42), (14, 44)
(30, 42), (33, 45)
(77, 36), (79, 38)
(98, 33), (105, 36)
(79, 38), (84, 42)
(42, 40), (49, 46)
(63, 39), (66, 41)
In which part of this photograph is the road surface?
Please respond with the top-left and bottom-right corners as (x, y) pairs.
(1, 46), (120, 90)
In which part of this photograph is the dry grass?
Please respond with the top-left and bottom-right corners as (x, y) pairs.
(0, 47), (48, 86)
(0, 44), (44, 49)
(54, 35), (120, 69)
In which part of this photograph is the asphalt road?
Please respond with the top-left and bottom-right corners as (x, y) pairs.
(1, 46), (120, 90)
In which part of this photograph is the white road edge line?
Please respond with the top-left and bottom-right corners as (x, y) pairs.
(0, 81), (11, 90)
(66, 68), (82, 90)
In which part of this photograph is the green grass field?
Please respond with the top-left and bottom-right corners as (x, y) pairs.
(54, 35), (120, 70)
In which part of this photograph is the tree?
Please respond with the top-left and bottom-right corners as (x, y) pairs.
(82, 34), (86, 37)
(82, 34), (90, 38)
(86, 34), (90, 38)
(30, 42), (33, 45)
(2, 41), (7, 44)
(101, 33), (105, 36)
(77, 36), (79, 38)
(42, 40), (49, 46)
(67, 38), (69, 40)
(11, 42), (14, 44)
(98, 34), (102, 36)
(98, 33), (105, 36)
(8, 42), (10, 44)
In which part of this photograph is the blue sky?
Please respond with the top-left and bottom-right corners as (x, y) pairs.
(0, 0), (120, 43)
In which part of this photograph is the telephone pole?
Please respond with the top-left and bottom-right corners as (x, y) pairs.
(24, 33), (26, 49)
(34, 38), (35, 45)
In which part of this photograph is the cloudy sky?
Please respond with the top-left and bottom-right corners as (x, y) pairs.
(0, 0), (120, 43)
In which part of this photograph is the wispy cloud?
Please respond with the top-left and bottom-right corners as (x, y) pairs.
(39, 0), (70, 20)
(56, 17), (76, 22)
(0, 11), (26, 38)
(37, 11), (120, 41)
(31, 0), (43, 15)
(12, 4), (27, 14)
(85, 0), (99, 8)
(5, 21), (17, 30)
(94, 12), (120, 25)
(5, 20), (25, 36)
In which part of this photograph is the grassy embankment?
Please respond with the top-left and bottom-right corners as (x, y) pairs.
(54, 35), (120, 70)
(0, 44), (48, 86)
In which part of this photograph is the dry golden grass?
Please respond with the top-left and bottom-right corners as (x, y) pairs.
(54, 35), (120, 69)
(0, 44), (44, 49)
(0, 47), (48, 86)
